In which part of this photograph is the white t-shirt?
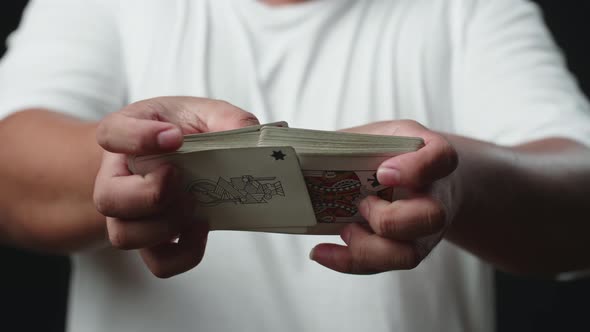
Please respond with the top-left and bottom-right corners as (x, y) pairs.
(1, 0), (589, 331)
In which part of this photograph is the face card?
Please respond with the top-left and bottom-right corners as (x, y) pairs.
(302, 170), (393, 223)
(132, 146), (316, 230)
(239, 169), (394, 234)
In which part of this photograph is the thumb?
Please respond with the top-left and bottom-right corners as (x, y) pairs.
(377, 134), (458, 189)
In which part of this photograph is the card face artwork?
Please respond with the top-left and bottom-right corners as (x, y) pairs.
(238, 170), (395, 235)
(303, 170), (393, 223)
(132, 147), (317, 230)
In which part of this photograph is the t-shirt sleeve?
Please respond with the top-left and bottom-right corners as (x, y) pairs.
(453, 0), (590, 146)
(0, 0), (126, 121)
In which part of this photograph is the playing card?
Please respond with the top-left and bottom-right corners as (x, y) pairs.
(130, 146), (317, 230)
(240, 224), (348, 235)
(237, 154), (403, 234)
(302, 169), (393, 223)
(129, 122), (422, 235)
(181, 121), (288, 143)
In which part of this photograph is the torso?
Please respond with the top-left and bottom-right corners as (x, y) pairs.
(69, 1), (494, 331)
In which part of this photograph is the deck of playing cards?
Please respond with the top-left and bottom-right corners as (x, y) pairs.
(129, 122), (424, 235)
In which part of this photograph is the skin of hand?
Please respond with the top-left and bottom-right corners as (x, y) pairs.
(309, 120), (460, 274)
(93, 96), (259, 278)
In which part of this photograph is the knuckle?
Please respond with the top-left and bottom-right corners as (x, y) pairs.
(399, 248), (421, 270)
(440, 140), (459, 172)
(138, 98), (167, 118)
(131, 130), (157, 154)
(96, 119), (113, 150)
(145, 186), (167, 210)
(144, 173), (172, 209)
(94, 191), (115, 216)
(108, 227), (131, 250)
(424, 201), (447, 233)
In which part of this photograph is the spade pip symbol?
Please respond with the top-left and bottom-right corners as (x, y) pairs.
(368, 172), (380, 188)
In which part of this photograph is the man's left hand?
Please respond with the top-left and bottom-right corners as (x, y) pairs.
(310, 120), (460, 274)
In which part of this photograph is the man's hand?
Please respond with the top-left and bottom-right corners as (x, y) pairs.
(93, 97), (259, 278)
(310, 120), (459, 274)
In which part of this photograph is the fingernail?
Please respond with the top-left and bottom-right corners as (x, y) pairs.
(377, 167), (400, 186)
(157, 127), (182, 149)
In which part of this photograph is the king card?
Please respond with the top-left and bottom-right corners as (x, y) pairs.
(302, 170), (393, 223)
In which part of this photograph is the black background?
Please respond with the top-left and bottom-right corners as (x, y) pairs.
(1, 1), (589, 331)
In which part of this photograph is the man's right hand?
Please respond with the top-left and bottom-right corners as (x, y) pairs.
(93, 97), (259, 278)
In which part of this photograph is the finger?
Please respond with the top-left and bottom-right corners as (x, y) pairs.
(140, 97), (260, 133)
(96, 112), (183, 155)
(377, 133), (458, 189)
(341, 120), (458, 189)
(310, 223), (420, 274)
(340, 119), (424, 136)
(106, 205), (194, 250)
(358, 195), (446, 240)
(140, 222), (209, 278)
(107, 216), (179, 250)
(94, 160), (181, 219)
(187, 99), (260, 132)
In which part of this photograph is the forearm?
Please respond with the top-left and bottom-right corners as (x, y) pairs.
(0, 109), (105, 252)
(445, 135), (590, 275)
